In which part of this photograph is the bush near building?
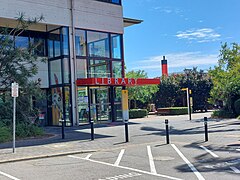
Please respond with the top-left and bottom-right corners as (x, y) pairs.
(157, 107), (188, 115)
(234, 98), (240, 116)
(129, 109), (148, 119)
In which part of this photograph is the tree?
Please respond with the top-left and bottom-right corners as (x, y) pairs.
(0, 13), (46, 123)
(126, 70), (158, 109)
(209, 43), (240, 113)
(153, 75), (181, 108)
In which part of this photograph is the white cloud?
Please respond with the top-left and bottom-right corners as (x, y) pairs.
(176, 28), (221, 43)
(130, 52), (218, 72)
(153, 7), (182, 15)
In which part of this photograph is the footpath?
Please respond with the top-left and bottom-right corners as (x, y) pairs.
(0, 112), (239, 164)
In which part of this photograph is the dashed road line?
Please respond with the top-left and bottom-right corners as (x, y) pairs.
(68, 155), (183, 180)
(171, 144), (205, 180)
(199, 145), (219, 158)
(147, 145), (157, 174)
(0, 170), (21, 180)
(114, 149), (125, 166)
(230, 166), (240, 174)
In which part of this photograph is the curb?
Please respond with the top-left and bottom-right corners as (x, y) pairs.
(0, 150), (97, 164)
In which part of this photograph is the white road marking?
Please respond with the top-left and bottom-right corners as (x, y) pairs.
(230, 166), (240, 174)
(236, 149), (240, 152)
(0, 170), (21, 180)
(114, 149), (125, 166)
(85, 154), (92, 159)
(199, 145), (219, 158)
(68, 155), (183, 180)
(171, 144), (205, 180)
(147, 145), (157, 174)
(99, 172), (141, 180)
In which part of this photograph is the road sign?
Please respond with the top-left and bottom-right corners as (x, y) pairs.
(121, 90), (129, 121)
(11, 82), (19, 97)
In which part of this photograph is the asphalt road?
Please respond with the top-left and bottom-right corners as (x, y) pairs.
(0, 112), (239, 180)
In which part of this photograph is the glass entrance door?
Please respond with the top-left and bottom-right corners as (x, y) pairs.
(90, 87), (111, 122)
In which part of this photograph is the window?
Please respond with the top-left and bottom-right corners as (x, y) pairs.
(50, 59), (62, 85)
(96, 0), (121, 5)
(89, 59), (110, 78)
(75, 30), (86, 56)
(112, 61), (122, 78)
(76, 59), (87, 78)
(111, 34), (122, 59)
(87, 31), (110, 58)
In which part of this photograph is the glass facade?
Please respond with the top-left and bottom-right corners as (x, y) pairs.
(48, 27), (72, 126)
(75, 28), (123, 124)
(96, 0), (121, 5)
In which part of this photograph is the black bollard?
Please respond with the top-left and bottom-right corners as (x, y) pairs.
(124, 120), (129, 142)
(60, 119), (65, 139)
(90, 120), (94, 141)
(165, 119), (170, 144)
(204, 117), (208, 142)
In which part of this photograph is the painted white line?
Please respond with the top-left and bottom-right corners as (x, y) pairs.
(230, 166), (240, 174)
(147, 145), (157, 174)
(85, 154), (92, 159)
(114, 149), (125, 166)
(68, 155), (182, 180)
(199, 145), (219, 158)
(171, 144), (205, 180)
(236, 149), (240, 152)
(0, 171), (21, 180)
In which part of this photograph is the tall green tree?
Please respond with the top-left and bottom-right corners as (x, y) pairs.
(126, 70), (158, 109)
(0, 13), (45, 123)
(209, 43), (240, 112)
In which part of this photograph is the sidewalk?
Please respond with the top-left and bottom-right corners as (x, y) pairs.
(0, 112), (239, 164)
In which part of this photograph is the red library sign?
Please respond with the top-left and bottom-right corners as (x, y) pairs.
(76, 78), (160, 86)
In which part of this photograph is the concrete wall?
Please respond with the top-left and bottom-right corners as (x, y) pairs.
(0, 0), (123, 33)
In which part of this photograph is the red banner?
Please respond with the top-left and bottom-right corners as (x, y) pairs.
(76, 78), (160, 86)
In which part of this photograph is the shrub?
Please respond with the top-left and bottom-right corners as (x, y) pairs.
(16, 123), (44, 138)
(212, 110), (236, 118)
(129, 109), (148, 119)
(157, 107), (188, 115)
(234, 99), (240, 116)
(0, 126), (11, 143)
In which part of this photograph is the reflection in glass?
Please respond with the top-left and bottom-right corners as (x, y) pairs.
(76, 59), (87, 78)
(15, 36), (29, 49)
(112, 61), (122, 78)
(87, 31), (109, 58)
(30, 37), (45, 56)
(50, 59), (62, 85)
(64, 86), (71, 126)
(78, 87), (89, 124)
(63, 58), (70, 83)
(62, 27), (69, 55)
(75, 29), (86, 56)
(111, 34), (122, 59)
(89, 59), (110, 78)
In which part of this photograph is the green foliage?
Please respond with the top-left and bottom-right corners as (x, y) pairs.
(0, 126), (11, 143)
(129, 109), (148, 119)
(212, 109), (236, 118)
(209, 43), (240, 113)
(154, 75), (182, 108)
(234, 99), (240, 115)
(157, 107), (188, 115)
(16, 123), (44, 138)
(126, 70), (158, 109)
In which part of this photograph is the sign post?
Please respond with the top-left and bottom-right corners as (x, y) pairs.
(11, 82), (19, 153)
(122, 90), (129, 142)
(182, 88), (192, 120)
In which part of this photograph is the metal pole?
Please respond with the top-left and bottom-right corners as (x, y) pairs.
(125, 120), (129, 142)
(187, 88), (191, 120)
(90, 120), (94, 140)
(13, 97), (16, 153)
(204, 117), (208, 141)
(165, 119), (170, 144)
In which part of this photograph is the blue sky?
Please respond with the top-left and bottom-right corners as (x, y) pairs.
(123, 0), (240, 77)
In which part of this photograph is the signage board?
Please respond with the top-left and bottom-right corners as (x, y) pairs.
(11, 82), (19, 97)
(121, 90), (129, 122)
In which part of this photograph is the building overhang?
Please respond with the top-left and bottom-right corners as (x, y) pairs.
(76, 78), (160, 86)
(123, 17), (143, 27)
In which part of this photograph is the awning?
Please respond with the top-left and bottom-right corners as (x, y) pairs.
(123, 17), (143, 27)
(76, 78), (160, 86)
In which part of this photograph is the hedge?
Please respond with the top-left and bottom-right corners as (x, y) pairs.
(157, 107), (188, 115)
(129, 109), (148, 119)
